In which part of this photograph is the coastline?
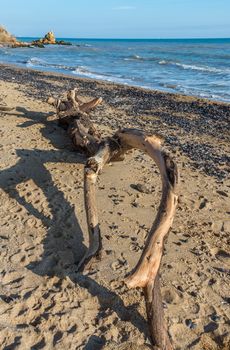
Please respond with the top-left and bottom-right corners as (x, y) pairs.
(1, 62), (229, 105)
(0, 63), (230, 349)
(0, 62), (229, 180)
(1, 36), (230, 102)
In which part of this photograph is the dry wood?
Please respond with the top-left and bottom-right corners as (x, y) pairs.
(47, 88), (102, 115)
(77, 128), (177, 348)
(77, 138), (122, 271)
(144, 274), (173, 350)
(116, 129), (179, 289)
(47, 90), (179, 349)
(116, 129), (177, 349)
(47, 88), (102, 154)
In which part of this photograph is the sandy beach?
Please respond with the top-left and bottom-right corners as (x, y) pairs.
(0, 63), (230, 349)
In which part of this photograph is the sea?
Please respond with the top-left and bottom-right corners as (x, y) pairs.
(0, 38), (230, 102)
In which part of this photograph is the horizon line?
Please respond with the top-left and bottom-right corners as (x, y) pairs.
(17, 36), (230, 40)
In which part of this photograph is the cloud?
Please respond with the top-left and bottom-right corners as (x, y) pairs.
(112, 6), (136, 10)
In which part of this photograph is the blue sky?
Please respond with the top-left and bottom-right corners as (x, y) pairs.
(1, 0), (230, 38)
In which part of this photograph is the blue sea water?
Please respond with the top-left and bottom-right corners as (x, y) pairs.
(0, 38), (229, 102)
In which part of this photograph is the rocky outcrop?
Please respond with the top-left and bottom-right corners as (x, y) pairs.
(0, 27), (72, 48)
(31, 31), (72, 47)
(0, 25), (30, 47)
(0, 26), (17, 44)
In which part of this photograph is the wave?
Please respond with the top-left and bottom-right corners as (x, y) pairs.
(159, 82), (178, 90)
(26, 57), (75, 71)
(25, 58), (133, 85)
(73, 66), (132, 85)
(175, 62), (228, 73)
(124, 54), (143, 61)
(27, 57), (47, 66)
(124, 54), (160, 62)
(159, 60), (167, 65)
(158, 60), (229, 74)
(125, 55), (230, 74)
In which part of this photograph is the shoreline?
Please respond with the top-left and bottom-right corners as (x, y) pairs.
(0, 62), (229, 181)
(0, 60), (230, 349)
(1, 62), (230, 105)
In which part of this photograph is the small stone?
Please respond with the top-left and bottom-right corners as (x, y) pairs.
(210, 313), (221, 322)
(199, 198), (211, 210)
(216, 190), (228, 197)
(130, 183), (151, 194)
(208, 278), (216, 286)
(185, 319), (197, 329)
(204, 321), (218, 333)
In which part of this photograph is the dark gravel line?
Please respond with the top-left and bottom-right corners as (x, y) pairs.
(0, 63), (229, 180)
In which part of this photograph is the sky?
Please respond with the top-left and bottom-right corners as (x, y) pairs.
(1, 0), (230, 39)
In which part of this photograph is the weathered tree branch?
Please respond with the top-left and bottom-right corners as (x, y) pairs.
(116, 129), (177, 349)
(116, 129), (179, 289)
(46, 89), (179, 349)
(47, 88), (102, 115)
(144, 274), (173, 350)
(77, 139), (122, 271)
(47, 88), (102, 154)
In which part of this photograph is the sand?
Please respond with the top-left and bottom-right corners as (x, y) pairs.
(0, 64), (229, 350)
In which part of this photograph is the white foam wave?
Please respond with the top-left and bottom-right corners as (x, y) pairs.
(124, 54), (142, 61)
(158, 59), (229, 74)
(73, 66), (131, 84)
(175, 62), (227, 73)
(26, 57), (47, 66)
(26, 57), (74, 71)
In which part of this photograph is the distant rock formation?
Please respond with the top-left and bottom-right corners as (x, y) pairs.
(0, 26), (17, 44)
(0, 27), (72, 48)
(44, 31), (56, 44)
(0, 25), (30, 47)
(31, 31), (72, 47)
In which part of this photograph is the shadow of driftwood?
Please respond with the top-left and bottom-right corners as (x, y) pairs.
(0, 107), (149, 347)
(84, 335), (106, 350)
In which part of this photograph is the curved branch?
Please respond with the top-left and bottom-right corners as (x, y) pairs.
(116, 129), (178, 288)
(80, 128), (178, 284)
(79, 97), (103, 113)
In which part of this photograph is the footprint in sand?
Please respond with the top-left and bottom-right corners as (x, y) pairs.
(111, 255), (129, 272)
(162, 288), (182, 305)
(2, 270), (25, 286)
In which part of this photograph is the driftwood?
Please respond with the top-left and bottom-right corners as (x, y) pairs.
(47, 88), (179, 349)
(47, 88), (102, 155)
